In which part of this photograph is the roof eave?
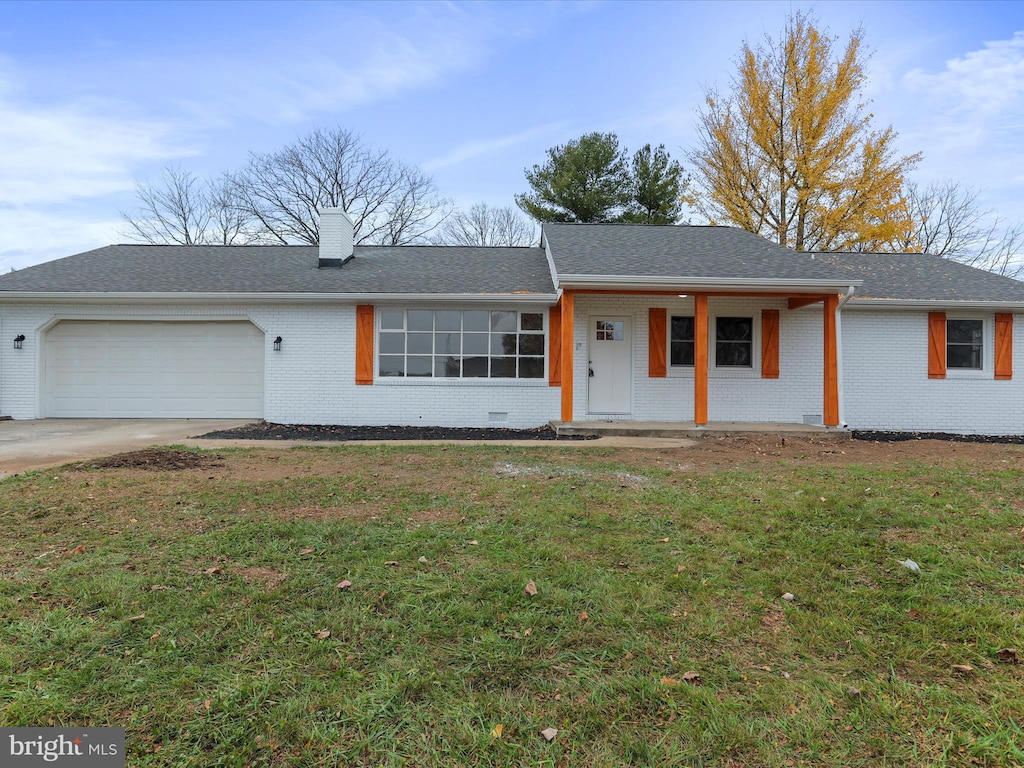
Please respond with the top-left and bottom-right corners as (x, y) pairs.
(847, 298), (1024, 311)
(555, 274), (861, 293)
(0, 291), (559, 305)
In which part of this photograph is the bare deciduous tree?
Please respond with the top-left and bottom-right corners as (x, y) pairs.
(229, 128), (450, 245)
(434, 203), (536, 246)
(121, 165), (263, 246)
(895, 180), (1024, 278)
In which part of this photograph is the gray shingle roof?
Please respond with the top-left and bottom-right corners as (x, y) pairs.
(542, 223), (856, 283)
(0, 244), (556, 295)
(813, 251), (1024, 302)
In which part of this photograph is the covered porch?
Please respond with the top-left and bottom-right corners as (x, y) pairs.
(550, 289), (846, 428)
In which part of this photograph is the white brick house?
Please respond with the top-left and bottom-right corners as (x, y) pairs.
(1, 210), (1022, 434)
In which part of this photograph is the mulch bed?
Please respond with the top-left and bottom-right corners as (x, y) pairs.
(89, 448), (226, 470)
(195, 422), (597, 442)
(852, 430), (1024, 444)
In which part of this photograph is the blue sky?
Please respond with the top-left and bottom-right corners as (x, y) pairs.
(2, 0), (1023, 271)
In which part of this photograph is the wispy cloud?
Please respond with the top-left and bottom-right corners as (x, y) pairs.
(423, 122), (568, 172)
(902, 31), (1024, 151)
(0, 209), (122, 273)
(166, 6), (496, 129)
(0, 63), (191, 206)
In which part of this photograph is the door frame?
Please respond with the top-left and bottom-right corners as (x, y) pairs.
(587, 315), (633, 415)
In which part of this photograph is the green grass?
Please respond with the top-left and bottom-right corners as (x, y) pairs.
(1, 443), (1023, 766)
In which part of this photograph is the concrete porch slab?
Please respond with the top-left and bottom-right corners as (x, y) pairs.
(551, 420), (850, 439)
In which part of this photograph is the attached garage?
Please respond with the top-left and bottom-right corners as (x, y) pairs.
(43, 320), (264, 418)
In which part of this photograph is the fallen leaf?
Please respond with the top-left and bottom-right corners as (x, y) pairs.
(149, 632), (160, 642)
(418, 556), (428, 564)
(997, 648), (1020, 664)
(383, 560), (399, 566)
(70, 544), (86, 554)
(846, 686), (862, 697)
(681, 671), (701, 685)
(523, 627), (532, 636)
(150, 585), (169, 591)
(819, 497), (827, 502)
(314, 630), (331, 640)
(578, 610), (588, 622)
(203, 567), (222, 575)
(524, 580), (538, 596)
(300, 548), (316, 555)
(657, 537), (670, 543)
(661, 677), (678, 686)
(676, 564), (685, 573)
(204, 699), (211, 710)
(906, 609), (921, 619)
(781, 671), (791, 679)
(336, 580), (353, 590)
(540, 727), (558, 742)
(126, 613), (146, 622)
(624, 651), (634, 660)
(468, 540), (479, 546)
(951, 664), (974, 675)
(490, 724), (503, 739)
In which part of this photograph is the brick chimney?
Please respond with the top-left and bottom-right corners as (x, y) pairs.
(318, 208), (355, 268)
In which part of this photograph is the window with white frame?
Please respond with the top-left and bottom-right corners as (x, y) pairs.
(947, 318), (983, 370)
(715, 316), (753, 367)
(378, 309), (545, 379)
(670, 315), (694, 366)
(670, 315), (756, 368)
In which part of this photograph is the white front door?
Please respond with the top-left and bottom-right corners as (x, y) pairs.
(588, 317), (632, 414)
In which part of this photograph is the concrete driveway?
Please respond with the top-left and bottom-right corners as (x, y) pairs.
(0, 419), (256, 477)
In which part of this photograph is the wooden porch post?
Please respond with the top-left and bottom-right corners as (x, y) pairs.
(824, 294), (839, 427)
(560, 291), (574, 422)
(694, 294), (708, 426)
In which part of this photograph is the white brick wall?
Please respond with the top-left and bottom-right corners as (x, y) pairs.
(4, 299), (1021, 433)
(841, 309), (1024, 434)
(570, 295), (826, 423)
(0, 302), (558, 428)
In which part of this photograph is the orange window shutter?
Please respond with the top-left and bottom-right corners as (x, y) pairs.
(995, 313), (1013, 380)
(761, 309), (780, 379)
(549, 305), (562, 386)
(355, 305), (374, 385)
(928, 312), (946, 379)
(649, 308), (667, 377)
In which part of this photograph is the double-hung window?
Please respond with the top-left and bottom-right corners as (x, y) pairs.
(670, 316), (695, 366)
(715, 317), (753, 368)
(669, 315), (755, 368)
(947, 318), (983, 370)
(379, 309), (545, 379)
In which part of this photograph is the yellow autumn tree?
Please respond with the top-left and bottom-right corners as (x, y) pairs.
(689, 12), (921, 252)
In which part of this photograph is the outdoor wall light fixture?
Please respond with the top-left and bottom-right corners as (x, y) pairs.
(273, 336), (283, 351)
(13, 334), (25, 350)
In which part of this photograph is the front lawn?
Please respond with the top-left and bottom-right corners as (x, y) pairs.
(1, 439), (1022, 766)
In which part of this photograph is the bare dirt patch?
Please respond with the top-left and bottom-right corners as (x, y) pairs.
(88, 448), (225, 471)
(235, 566), (288, 590)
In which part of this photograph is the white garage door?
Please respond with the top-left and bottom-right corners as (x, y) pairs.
(44, 320), (264, 418)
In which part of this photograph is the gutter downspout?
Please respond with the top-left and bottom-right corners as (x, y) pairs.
(835, 285), (856, 428)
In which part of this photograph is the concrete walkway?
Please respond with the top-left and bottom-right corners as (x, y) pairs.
(0, 419), (255, 477)
(0, 419), (697, 477)
(552, 420), (850, 439)
(2, 417), (844, 478)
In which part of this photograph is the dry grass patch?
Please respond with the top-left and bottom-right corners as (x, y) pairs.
(1, 439), (1023, 767)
